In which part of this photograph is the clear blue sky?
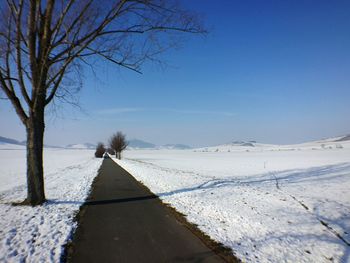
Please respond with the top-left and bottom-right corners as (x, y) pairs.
(1, 0), (349, 147)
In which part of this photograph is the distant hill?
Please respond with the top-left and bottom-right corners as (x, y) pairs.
(0, 136), (22, 145)
(127, 139), (191, 150)
(127, 139), (156, 149)
(2, 133), (349, 151)
(230, 141), (256, 147)
(335, 134), (350, 142)
(161, 144), (192, 150)
(0, 135), (61, 148)
(65, 143), (96, 149)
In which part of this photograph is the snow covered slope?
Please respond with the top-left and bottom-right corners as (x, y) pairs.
(0, 136), (24, 145)
(0, 143), (26, 150)
(115, 137), (350, 262)
(196, 135), (350, 153)
(127, 139), (156, 149)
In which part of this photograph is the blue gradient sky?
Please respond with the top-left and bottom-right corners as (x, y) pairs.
(1, 0), (349, 147)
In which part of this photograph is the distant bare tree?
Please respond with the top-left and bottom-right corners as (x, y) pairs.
(0, 1), (204, 205)
(107, 148), (115, 155)
(95, 142), (106, 158)
(109, 132), (128, 159)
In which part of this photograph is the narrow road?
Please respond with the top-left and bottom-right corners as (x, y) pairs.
(67, 157), (226, 263)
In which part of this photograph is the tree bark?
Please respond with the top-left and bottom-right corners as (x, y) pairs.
(26, 108), (46, 206)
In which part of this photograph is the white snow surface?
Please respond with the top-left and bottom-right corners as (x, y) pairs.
(116, 139), (350, 262)
(0, 143), (26, 150)
(0, 148), (102, 262)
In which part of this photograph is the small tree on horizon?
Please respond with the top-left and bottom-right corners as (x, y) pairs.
(95, 142), (106, 158)
(109, 132), (128, 159)
(107, 148), (115, 155)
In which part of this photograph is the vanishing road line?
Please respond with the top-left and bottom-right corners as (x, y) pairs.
(67, 157), (227, 263)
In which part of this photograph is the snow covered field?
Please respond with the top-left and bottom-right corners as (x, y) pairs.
(0, 146), (102, 262)
(0, 137), (349, 262)
(116, 138), (350, 262)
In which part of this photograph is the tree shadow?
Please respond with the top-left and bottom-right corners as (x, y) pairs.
(157, 162), (350, 197)
(84, 194), (158, 206)
(46, 194), (158, 206)
(313, 200), (350, 246)
(241, 210), (350, 262)
(46, 162), (350, 261)
(47, 162), (350, 208)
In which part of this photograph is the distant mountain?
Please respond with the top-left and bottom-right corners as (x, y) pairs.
(0, 136), (22, 145)
(127, 139), (191, 150)
(127, 139), (156, 149)
(335, 134), (350, 142)
(230, 141), (256, 147)
(161, 144), (192, 150)
(0, 136), (63, 148)
(65, 143), (96, 149)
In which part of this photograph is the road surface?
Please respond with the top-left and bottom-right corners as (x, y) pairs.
(67, 157), (227, 263)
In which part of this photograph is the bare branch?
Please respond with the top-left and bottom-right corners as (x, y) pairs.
(1, 0), (205, 111)
(0, 73), (28, 125)
(81, 46), (142, 74)
(15, 0), (32, 106)
(0, 0), (205, 206)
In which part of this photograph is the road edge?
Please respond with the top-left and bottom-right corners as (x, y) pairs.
(61, 158), (241, 263)
(114, 160), (241, 263)
(60, 159), (105, 263)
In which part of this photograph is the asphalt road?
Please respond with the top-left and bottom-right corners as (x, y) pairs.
(67, 157), (225, 263)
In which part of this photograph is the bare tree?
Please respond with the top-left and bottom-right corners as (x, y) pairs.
(95, 142), (106, 158)
(0, 1), (204, 205)
(109, 131), (128, 159)
(107, 148), (115, 155)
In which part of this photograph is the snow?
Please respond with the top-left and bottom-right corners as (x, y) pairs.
(0, 143), (26, 150)
(1, 137), (349, 262)
(0, 148), (102, 262)
(115, 139), (350, 262)
(196, 137), (347, 153)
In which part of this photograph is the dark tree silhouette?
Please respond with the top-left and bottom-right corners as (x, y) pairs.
(107, 148), (115, 155)
(95, 142), (106, 158)
(0, 1), (204, 205)
(109, 132), (128, 159)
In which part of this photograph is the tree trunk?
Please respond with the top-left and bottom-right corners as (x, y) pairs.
(26, 109), (46, 206)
